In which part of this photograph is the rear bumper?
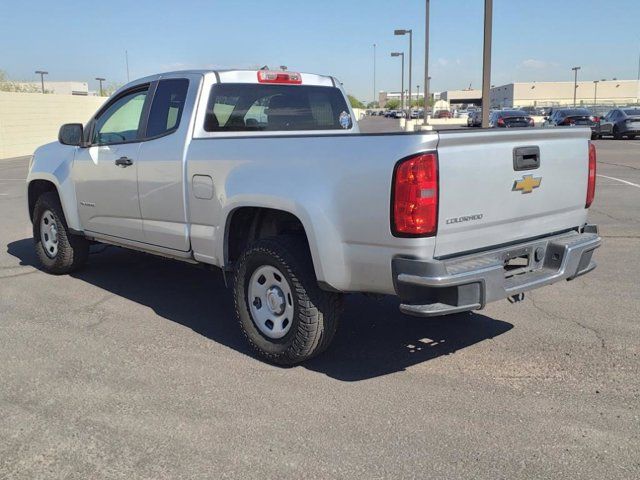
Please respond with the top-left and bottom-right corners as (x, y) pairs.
(392, 225), (601, 317)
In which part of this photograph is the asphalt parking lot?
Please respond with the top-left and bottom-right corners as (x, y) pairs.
(1, 131), (639, 479)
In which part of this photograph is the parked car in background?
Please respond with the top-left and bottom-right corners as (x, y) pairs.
(435, 110), (452, 119)
(455, 110), (469, 119)
(393, 110), (405, 119)
(410, 109), (424, 119)
(467, 110), (482, 127)
(489, 110), (535, 128)
(544, 108), (599, 139)
(384, 110), (396, 118)
(597, 108), (640, 139)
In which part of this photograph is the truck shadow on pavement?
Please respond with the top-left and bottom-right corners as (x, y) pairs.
(8, 239), (513, 382)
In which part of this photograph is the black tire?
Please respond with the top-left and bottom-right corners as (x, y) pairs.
(613, 126), (623, 140)
(233, 235), (343, 365)
(33, 191), (89, 274)
(627, 134), (636, 140)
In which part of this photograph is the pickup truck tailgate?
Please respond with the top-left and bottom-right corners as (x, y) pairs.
(434, 128), (591, 258)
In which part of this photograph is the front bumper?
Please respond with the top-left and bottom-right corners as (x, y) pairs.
(392, 225), (601, 317)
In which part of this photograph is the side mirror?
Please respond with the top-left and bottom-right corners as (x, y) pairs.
(58, 123), (84, 146)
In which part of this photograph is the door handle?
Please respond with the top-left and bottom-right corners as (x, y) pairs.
(115, 156), (133, 167)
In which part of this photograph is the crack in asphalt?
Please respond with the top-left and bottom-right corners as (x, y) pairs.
(528, 292), (606, 349)
(590, 208), (626, 222)
(598, 160), (640, 172)
(0, 269), (39, 279)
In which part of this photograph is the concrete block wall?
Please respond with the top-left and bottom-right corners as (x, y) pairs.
(0, 92), (106, 159)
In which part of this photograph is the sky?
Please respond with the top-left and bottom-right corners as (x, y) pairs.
(1, 0), (639, 102)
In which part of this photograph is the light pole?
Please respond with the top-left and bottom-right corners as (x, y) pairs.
(424, 0), (430, 125)
(35, 70), (48, 94)
(395, 29), (413, 117)
(391, 52), (405, 113)
(95, 77), (105, 96)
(572, 66), (581, 107)
(416, 85), (420, 109)
(481, 0), (493, 128)
(373, 43), (377, 106)
(593, 80), (599, 107)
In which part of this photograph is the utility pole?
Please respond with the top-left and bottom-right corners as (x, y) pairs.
(391, 52), (405, 112)
(95, 77), (105, 96)
(424, 0), (430, 124)
(593, 80), (599, 107)
(481, 0), (493, 128)
(572, 66), (581, 107)
(416, 84), (420, 108)
(35, 70), (48, 94)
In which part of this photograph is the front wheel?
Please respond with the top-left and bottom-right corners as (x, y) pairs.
(33, 192), (89, 274)
(233, 235), (343, 365)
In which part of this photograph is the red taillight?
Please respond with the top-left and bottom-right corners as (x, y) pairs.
(562, 118), (573, 126)
(392, 153), (439, 236)
(591, 116), (600, 123)
(497, 117), (505, 126)
(257, 70), (302, 84)
(586, 142), (597, 208)
(528, 117), (535, 127)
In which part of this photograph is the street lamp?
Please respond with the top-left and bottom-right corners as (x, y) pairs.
(391, 52), (405, 113)
(95, 77), (105, 96)
(416, 85), (420, 108)
(593, 80), (599, 107)
(395, 29), (413, 117)
(34, 70), (48, 94)
(572, 66), (581, 107)
(373, 43), (377, 105)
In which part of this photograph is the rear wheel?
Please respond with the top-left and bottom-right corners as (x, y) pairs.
(613, 126), (623, 140)
(233, 235), (343, 365)
(33, 192), (89, 274)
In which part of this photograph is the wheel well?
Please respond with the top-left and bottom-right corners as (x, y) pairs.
(225, 207), (309, 268)
(28, 180), (58, 222)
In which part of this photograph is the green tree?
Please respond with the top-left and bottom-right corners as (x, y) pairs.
(102, 82), (123, 97)
(366, 101), (379, 109)
(385, 99), (400, 110)
(348, 95), (365, 109)
(0, 69), (45, 93)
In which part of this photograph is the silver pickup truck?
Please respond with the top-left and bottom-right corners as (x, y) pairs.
(27, 69), (601, 364)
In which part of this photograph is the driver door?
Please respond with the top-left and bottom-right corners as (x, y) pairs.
(74, 85), (150, 242)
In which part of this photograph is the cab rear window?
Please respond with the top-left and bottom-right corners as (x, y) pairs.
(203, 84), (352, 132)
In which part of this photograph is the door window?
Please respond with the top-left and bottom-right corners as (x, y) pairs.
(93, 88), (149, 145)
(146, 79), (190, 138)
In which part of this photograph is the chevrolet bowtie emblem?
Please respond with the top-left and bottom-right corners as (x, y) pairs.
(513, 175), (542, 194)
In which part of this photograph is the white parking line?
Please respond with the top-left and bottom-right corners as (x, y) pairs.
(0, 179), (25, 181)
(597, 174), (640, 189)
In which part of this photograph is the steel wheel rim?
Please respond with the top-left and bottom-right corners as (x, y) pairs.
(40, 210), (59, 258)
(248, 265), (295, 339)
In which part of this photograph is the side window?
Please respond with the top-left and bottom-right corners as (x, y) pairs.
(93, 87), (148, 145)
(146, 79), (189, 138)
